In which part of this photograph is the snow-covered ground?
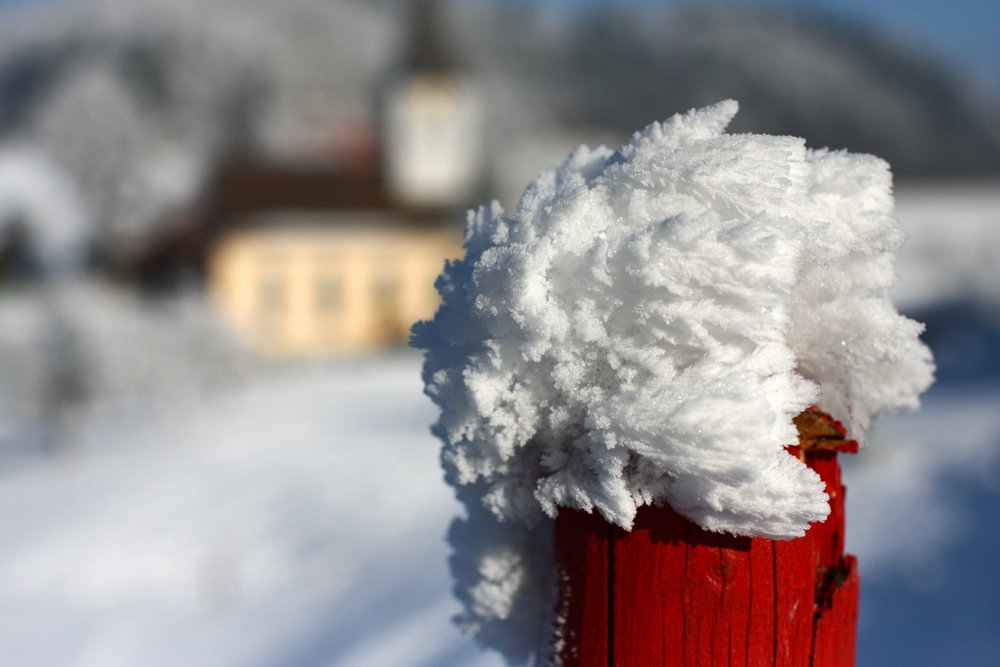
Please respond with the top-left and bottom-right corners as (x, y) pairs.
(0, 352), (506, 667)
(892, 182), (1000, 310)
(0, 183), (995, 666)
(0, 351), (994, 667)
(847, 381), (1000, 666)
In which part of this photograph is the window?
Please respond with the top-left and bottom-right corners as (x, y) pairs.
(258, 275), (285, 314)
(315, 275), (343, 314)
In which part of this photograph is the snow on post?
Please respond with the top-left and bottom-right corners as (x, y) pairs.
(413, 100), (934, 665)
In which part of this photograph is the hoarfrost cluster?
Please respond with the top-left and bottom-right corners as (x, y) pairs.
(413, 101), (933, 663)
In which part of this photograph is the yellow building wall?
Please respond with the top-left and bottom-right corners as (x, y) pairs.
(208, 225), (464, 356)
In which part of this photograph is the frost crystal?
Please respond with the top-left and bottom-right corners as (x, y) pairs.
(413, 100), (933, 663)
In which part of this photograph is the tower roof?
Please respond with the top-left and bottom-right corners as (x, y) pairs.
(406, 0), (454, 73)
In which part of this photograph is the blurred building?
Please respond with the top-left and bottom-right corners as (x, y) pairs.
(200, 0), (469, 357)
(383, 0), (483, 209)
(209, 216), (461, 356)
(198, 158), (466, 358)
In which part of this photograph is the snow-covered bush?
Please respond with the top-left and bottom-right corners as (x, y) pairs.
(413, 100), (934, 663)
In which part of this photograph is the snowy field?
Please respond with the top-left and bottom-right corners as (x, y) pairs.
(0, 353), (995, 667)
(849, 382), (1000, 666)
(0, 184), (995, 666)
(0, 353), (506, 667)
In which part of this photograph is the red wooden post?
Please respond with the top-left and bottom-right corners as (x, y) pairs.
(552, 409), (860, 667)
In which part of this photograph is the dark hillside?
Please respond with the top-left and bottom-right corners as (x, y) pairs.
(473, 4), (1000, 177)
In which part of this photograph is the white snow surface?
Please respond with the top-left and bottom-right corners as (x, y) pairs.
(844, 383), (1000, 583)
(0, 352), (505, 667)
(0, 149), (87, 271)
(414, 101), (934, 662)
(890, 182), (1000, 309)
(0, 345), (985, 667)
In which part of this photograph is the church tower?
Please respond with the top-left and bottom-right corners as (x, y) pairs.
(383, 0), (483, 209)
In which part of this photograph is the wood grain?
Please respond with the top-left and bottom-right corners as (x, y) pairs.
(553, 444), (859, 667)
